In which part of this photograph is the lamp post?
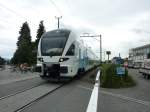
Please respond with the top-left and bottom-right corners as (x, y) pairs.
(80, 34), (102, 65)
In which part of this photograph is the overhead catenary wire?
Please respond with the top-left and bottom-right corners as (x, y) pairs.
(65, 0), (72, 12)
(48, 0), (63, 16)
(0, 2), (48, 21)
(80, 34), (102, 64)
(0, 2), (42, 29)
(0, 17), (11, 24)
(0, 2), (26, 20)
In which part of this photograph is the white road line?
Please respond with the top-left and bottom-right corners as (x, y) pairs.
(96, 71), (100, 81)
(86, 71), (100, 112)
(78, 85), (150, 107)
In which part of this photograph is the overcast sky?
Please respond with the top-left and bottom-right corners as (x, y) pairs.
(0, 0), (150, 59)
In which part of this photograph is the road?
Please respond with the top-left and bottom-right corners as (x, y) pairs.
(21, 81), (92, 112)
(0, 77), (45, 98)
(0, 68), (150, 112)
(0, 66), (44, 98)
(0, 68), (96, 112)
(97, 68), (150, 112)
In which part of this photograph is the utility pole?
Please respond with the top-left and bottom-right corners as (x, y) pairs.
(55, 16), (62, 29)
(119, 53), (120, 57)
(100, 35), (102, 64)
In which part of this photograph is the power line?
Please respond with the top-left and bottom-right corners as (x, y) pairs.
(0, 17), (11, 24)
(65, 0), (71, 11)
(48, 0), (62, 15)
(0, 2), (42, 27)
(0, 3), (26, 20)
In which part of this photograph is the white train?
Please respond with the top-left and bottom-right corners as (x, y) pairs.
(36, 29), (99, 79)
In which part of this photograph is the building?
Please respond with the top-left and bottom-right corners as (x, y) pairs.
(129, 44), (150, 68)
(129, 44), (150, 61)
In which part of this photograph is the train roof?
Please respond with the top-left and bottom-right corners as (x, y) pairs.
(43, 29), (71, 38)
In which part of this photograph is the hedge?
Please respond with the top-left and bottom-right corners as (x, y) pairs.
(100, 64), (136, 88)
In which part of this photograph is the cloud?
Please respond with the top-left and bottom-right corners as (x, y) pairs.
(1, 0), (150, 59)
(0, 23), (5, 29)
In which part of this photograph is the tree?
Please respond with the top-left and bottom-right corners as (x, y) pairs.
(106, 51), (111, 61)
(28, 21), (46, 64)
(35, 20), (45, 48)
(11, 22), (34, 65)
(0, 56), (5, 65)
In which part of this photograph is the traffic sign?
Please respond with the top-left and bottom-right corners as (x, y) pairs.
(116, 67), (125, 76)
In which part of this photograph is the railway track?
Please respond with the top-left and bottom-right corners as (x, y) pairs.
(14, 84), (64, 112)
(0, 82), (45, 101)
(0, 82), (66, 112)
(14, 70), (97, 112)
(0, 68), (98, 112)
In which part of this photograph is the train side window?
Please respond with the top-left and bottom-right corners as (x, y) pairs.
(66, 44), (75, 56)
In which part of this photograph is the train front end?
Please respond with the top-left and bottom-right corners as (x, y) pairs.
(37, 29), (78, 79)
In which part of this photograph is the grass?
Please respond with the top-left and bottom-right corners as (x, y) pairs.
(100, 64), (136, 88)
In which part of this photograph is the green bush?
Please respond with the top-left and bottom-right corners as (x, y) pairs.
(100, 64), (136, 88)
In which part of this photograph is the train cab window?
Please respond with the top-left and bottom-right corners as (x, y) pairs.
(66, 44), (75, 56)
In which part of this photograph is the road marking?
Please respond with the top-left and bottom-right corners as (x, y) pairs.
(86, 71), (100, 112)
(78, 85), (150, 107)
(96, 71), (100, 81)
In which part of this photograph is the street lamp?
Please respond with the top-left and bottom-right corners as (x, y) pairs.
(80, 34), (102, 65)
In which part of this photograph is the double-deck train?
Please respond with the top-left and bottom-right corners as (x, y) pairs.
(36, 29), (99, 79)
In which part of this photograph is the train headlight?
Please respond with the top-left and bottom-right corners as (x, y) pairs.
(37, 57), (43, 62)
(60, 58), (63, 62)
(59, 58), (69, 62)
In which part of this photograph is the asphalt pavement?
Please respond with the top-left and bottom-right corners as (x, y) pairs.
(0, 68), (150, 112)
(0, 67), (96, 112)
(99, 68), (150, 102)
(98, 68), (150, 112)
(0, 83), (61, 112)
(0, 77), (45, 98)
(21, 81), (92, 112)
(73, 69), (150, 112)
(0, 66), (45, 98)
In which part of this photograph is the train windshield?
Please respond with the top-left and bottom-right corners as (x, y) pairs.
(41, 37), (67, 56)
